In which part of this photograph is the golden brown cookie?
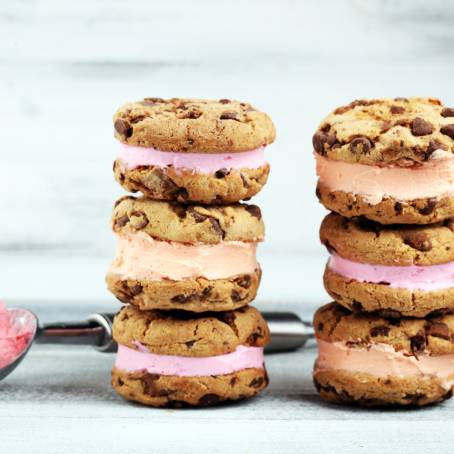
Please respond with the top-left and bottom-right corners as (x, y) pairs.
(111, 196), (264, 244)
(107, 197), (264, 312)
(111, 305), (270, 407)
(314, 97), (454, 224)
(313, 303), (454, 406)
(113, 98), (275, 204)
(320, 213), (454, 317)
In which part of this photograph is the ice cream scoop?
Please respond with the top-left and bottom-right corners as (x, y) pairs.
(0, 306), (313, 381)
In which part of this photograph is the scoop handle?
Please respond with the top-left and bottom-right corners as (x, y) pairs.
(35, 312), (313, 353)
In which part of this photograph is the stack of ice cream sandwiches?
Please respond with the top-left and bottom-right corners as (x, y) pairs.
(313, 97), (454, 406)
(106, 98), (275, 407)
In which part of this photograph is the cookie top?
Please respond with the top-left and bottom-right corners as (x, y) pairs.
(113, 305), (270, 357)
(315, 302), (454, 356)
(112, 196), (264, 244)
(313, 97), (454, 166)
(320, 213), (454, 266)
(113, 98), (276, 153)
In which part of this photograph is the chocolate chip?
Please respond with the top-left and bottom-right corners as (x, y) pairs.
(394, 97), (409, 102)
(317, 322), (324, 332)
(209, 218), (225, 238)
(129, 210), (149, 229)
(129, 115), (146, 124)
(185, 340), (196, 348)
(247, 332), (261, 345)
(175, 188), (189, 201)
(402, 231), (432, 251)
(114, 119), (133, 138)
(410, 333), (426, 355)
(231, 290), (242, 302)
(180, 109), (202, 119)
(427, 139), (447, 154)
(370, 325), (390, 337)
(441, 108), (454, 118)
(198, 394), (220, 406)
(240, 173), (250, 188)
(217, 312), (234, 326)
(141, 374), (161, 395)
(249, 377), (264, 388)
(114, 215), (129, 228)
(349, 136), (373, 154)
(171, 293), (196, 304)
(234, 275), (251, 289)
(229, 377), (237, 386)
(220, 111), (239, 121)
(418, 198), (437, 215)
(312, 131), (336, 154)
(188, 208), (208, 223)
(427, 322), (451, 340)
(390, 105), (405, 114)
(143, 97), (164, 103)
(219, 99), (231, 104)
(394, 201), (404, 214)
(165, 203), (185, 220)
(441, 124), (454, 139)
(411, 117), (434, 136)
(130, 284), (143, 296)
(215, 168), (230, 178)
(245, 204), (262, 220)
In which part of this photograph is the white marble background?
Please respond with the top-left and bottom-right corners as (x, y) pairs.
(0, 0), (453, 297)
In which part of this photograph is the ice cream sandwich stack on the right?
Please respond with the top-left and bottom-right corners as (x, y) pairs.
(313, 97), (454, 406)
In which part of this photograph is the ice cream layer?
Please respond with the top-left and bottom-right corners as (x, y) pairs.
(316, 340), (454, 390)
(315, 153), (454, 205)
(0, 302), (35, 369)
(329, 254), (454, 292)
(108, 231), (259, 281)
(118, 142), (267, 173)
(115, 343), (265, 376)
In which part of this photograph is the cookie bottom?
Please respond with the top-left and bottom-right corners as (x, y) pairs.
(112, 366), (268, 407)
(313, 368), (453, 407)
(316, 181), (454, 224)
(324, 267), (454, 318)
(107, 269), (261, 312)
(114, 161), (270, 204)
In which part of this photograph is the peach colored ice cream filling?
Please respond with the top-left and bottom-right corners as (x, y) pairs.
(118, 142), (267, 173)
(108, 232), (259, 281)
(315, 153), (454, 205)
(329, 253), (454, 292)
(315, 340), (454, 390)
(115, 343), (265, 376)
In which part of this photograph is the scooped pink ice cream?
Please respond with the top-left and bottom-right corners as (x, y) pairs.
(0, 302), (34, 368)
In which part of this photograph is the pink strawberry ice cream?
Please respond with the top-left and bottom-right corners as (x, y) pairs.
(0, 302), (35, 368)
(118, 143), (267, 173)
(108, 232), (259, 281)
(115, 343), (265, 376)
(315, 152), (454, 205)
(315, 340), (454, 390)
(328, 254), (454, 292)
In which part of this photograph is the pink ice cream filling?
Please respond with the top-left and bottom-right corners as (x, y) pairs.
(115, 343), (265, 377)
(0, 302), (35, 369)
(315, 340), (454, 390)
(329, 254), (454, 292)
(108, 232), (260, 281)
(315, 152), (454, 205)
(118, 142), (267, 173)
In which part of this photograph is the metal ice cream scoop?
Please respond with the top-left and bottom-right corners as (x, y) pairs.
(0, 309), (314, 381)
